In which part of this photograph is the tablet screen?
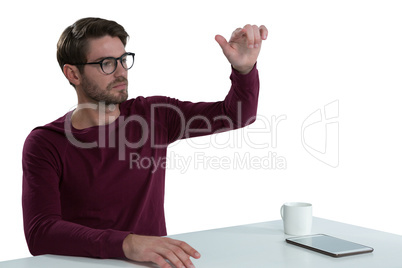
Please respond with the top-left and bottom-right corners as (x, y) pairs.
(286, 234), (374, 257)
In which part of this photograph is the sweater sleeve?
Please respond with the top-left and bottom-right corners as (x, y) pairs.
(22, 132), (130, 259)
(158, 64), (260, 144)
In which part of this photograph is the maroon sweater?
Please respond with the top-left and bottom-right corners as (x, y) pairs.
(22, 66), (259, 259)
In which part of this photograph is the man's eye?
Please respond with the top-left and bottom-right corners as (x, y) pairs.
(102, 60), (114, 67)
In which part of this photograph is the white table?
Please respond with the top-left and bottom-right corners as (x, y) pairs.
(1, 217), (402, 267)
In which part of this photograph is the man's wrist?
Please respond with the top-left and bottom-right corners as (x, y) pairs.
(232, 63), (256, 75)
(122, 234), (133, 259)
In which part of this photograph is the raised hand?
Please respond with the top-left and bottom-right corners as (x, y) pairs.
(215, 24), (268, 74)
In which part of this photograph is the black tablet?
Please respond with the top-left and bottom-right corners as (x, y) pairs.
(286, 234), (374, 257)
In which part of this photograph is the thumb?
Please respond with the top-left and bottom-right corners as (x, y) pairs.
(215, 34), (230, 54)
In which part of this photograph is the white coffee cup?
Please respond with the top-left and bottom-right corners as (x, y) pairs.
(280, 202), (312, 236)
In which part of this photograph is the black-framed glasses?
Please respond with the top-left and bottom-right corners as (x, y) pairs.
(75, 52), (135, 75)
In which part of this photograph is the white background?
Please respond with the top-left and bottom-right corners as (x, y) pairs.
(1, 0), (401, 262)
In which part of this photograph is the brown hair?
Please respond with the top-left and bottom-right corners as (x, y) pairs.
(57, 17), (129, 74)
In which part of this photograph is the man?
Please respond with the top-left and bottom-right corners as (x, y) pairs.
(22, 17), (267, 268)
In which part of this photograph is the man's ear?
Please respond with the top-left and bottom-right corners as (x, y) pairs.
(63, 64), (81, 87)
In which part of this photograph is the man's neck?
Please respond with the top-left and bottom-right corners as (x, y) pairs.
(71, 102), (121, 130)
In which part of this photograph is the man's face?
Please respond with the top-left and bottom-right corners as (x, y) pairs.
(79, 35), (129, 105)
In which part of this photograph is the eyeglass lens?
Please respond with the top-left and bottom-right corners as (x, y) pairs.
(101, 53), (134, 74)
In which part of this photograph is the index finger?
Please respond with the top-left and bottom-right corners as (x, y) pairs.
(170, 239), (201, 259)
(241, 24), (256, 49)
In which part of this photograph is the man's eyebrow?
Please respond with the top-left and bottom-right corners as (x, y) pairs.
(95, 57), (106, 61)
(90, 56), (109, 62)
